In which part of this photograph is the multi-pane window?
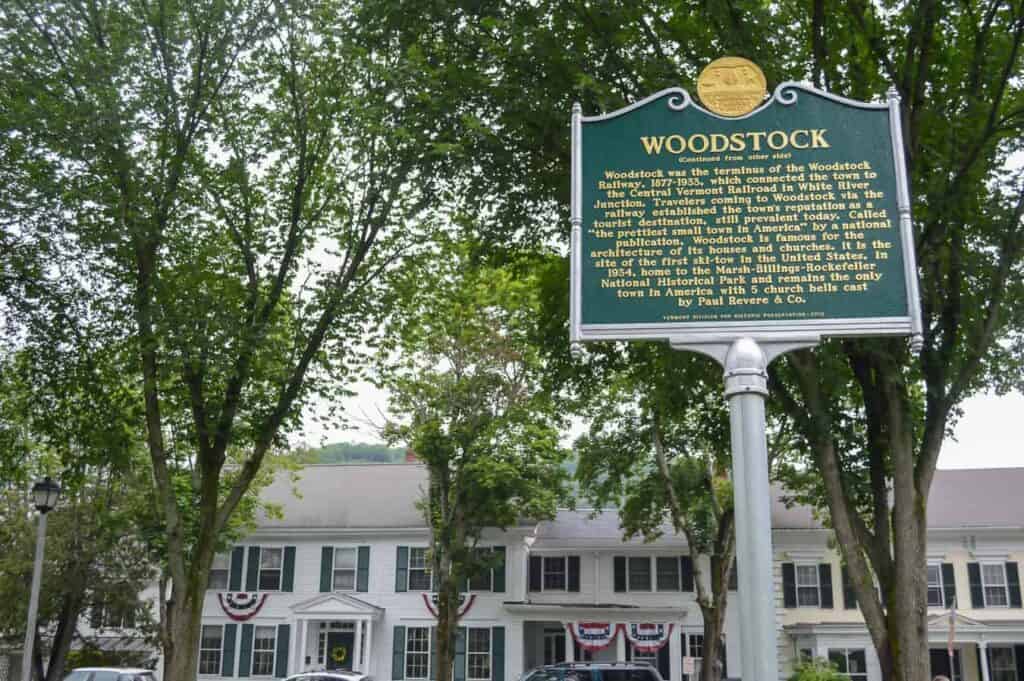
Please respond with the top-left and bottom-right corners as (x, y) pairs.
(198, 625), (223, 675)
(467, 628), (491, 681)
(628, 557), (652, 591)
(990, 646), (1017, 681)
(406, 627), (430, 679)
(927, 564), (945, 607)
(687, 634), (704, 659)
(983, 564), (1009, 607)
(543, 629), (566, 665)
(796, 564), (821, 607)
(543, 557), (567, 590)
(409, 548), (433, 591)
(252, 625), (277, 676)
(259, 548), (283, 591)
(90, 598), (136, 630)
(334, 547), (358, 591)
(656, 557), (680, 591)
(828, 649), (867, 681)
(468, 548), (495, 592)
(209, 553), (230, 591)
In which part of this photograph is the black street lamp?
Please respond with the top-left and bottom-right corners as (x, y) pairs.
(21, 476), (60, 681)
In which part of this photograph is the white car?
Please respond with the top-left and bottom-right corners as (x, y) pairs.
(63, 668), (156, 681)
(284, 673), (374, 681)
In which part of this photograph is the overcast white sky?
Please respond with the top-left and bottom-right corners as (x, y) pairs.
(299, 383), (1023, 470)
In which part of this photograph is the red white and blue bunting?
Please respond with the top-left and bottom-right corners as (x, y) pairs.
(217, 592), (268, 622)
(422, 593), (477, 619)
(622, 623), (674, 653)
(566, 622), (619, 651)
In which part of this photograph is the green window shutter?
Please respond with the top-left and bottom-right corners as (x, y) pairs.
(1007, 562), (1022, 607)
(245, 546), (261, 592)
(282, 547), (296, 593)
(613, 556), (627, 592)
(392, 626), (406, 680)
(238, 623), (255, 677)
(492, 547), (506, 593)
(430, 627), (438, 681)
(680, 556), (694, 592)
(491, 627), (505, 681)
(357, 546), (371, 592)
(941, 563), (957, 608)
(275, 624), (290, 678)
(454, 627), (467, 681)
(321, 547), (335, 592)
(842, 566), (858, 610)
(396, 546), (409, 592)
(782, 563), (797, 608)
(222, 623), (238, 677)
(229, 547), (245, 592)
(968, 563), (984, 608)
(818, 563), (833, 608)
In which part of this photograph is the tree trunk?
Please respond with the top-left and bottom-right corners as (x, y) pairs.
(435, 577), (460, 681)
(161, 573), (208, 681)
(44, 593), (84, 681)
(698, 603), (726, 681)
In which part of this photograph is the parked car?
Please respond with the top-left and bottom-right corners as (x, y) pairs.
(63, 668), (156, 681)
(521, 662), (664, 681)
(283, 672), (374, 681)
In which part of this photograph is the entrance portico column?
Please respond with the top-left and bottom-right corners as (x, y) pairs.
(364, 619), (374, 675)
(979, 642), (990, 681)
(292, 618), (305, 673)
(355, 620), (363, 671)
(668, 626), (682, 681)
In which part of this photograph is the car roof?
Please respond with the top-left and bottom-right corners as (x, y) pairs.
(71, 670), (154, 674)
(285, 674), (365, 680)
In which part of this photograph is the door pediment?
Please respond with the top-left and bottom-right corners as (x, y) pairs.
(291, 593), (383, 619)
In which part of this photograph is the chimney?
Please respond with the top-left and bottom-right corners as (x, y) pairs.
(405, 448), (418, 463)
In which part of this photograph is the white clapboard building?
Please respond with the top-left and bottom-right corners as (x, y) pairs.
(186, 463), (1024, 681)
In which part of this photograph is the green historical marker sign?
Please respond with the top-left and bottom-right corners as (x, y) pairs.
(569, 82), (923, 346)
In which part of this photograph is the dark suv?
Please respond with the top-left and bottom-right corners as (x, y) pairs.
(521, 662), (664, 681)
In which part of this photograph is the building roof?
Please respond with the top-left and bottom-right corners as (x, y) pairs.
(256, 463), (1024, 534)
(257, 463), (429, 529)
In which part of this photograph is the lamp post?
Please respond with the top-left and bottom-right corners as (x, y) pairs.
(21, 476), (60, 681)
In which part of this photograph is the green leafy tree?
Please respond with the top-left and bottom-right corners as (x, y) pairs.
(575, 345), (799, 681)
(382, 242), (570, 681)
(0, 1), (452, 678)
(360, 4), (1024, 681)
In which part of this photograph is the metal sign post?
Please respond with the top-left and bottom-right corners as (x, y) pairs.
(569, 63), (922, 681)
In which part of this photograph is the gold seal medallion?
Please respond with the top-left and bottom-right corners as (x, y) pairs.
(697, 56), (768, 117)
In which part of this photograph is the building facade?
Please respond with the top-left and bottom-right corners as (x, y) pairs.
(190, 465), (1024, 681)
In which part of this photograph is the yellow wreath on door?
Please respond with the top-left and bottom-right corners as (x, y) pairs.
(331, 646), (348, 664)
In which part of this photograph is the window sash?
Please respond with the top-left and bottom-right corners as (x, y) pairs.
(796, 564), (821, 607)
(199, 625), (223, 676)
(259, 548), (283, 591)
(982, 564), (1009, 607)
(828, 649), (867, 681)
(543, 557), (567, 590)
(468, 549), (494, 592)
(688, 634), (704, 659)
(409, 548), (433, 591)
(628, 557), (652, 591)
(468, 628), (491, 681)
(927, 564), (944, 607)
(406, 628), (430, 680)
(990, 646), (1016, 681)
(252, 626), (277, 676)
(209, 554), (230, 591)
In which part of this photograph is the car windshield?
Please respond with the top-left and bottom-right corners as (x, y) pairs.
(600, 670), (658, 681)
(563, 671), (595, 681)
(90, 672), (118, 681)
(63, 672), (92, 681)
